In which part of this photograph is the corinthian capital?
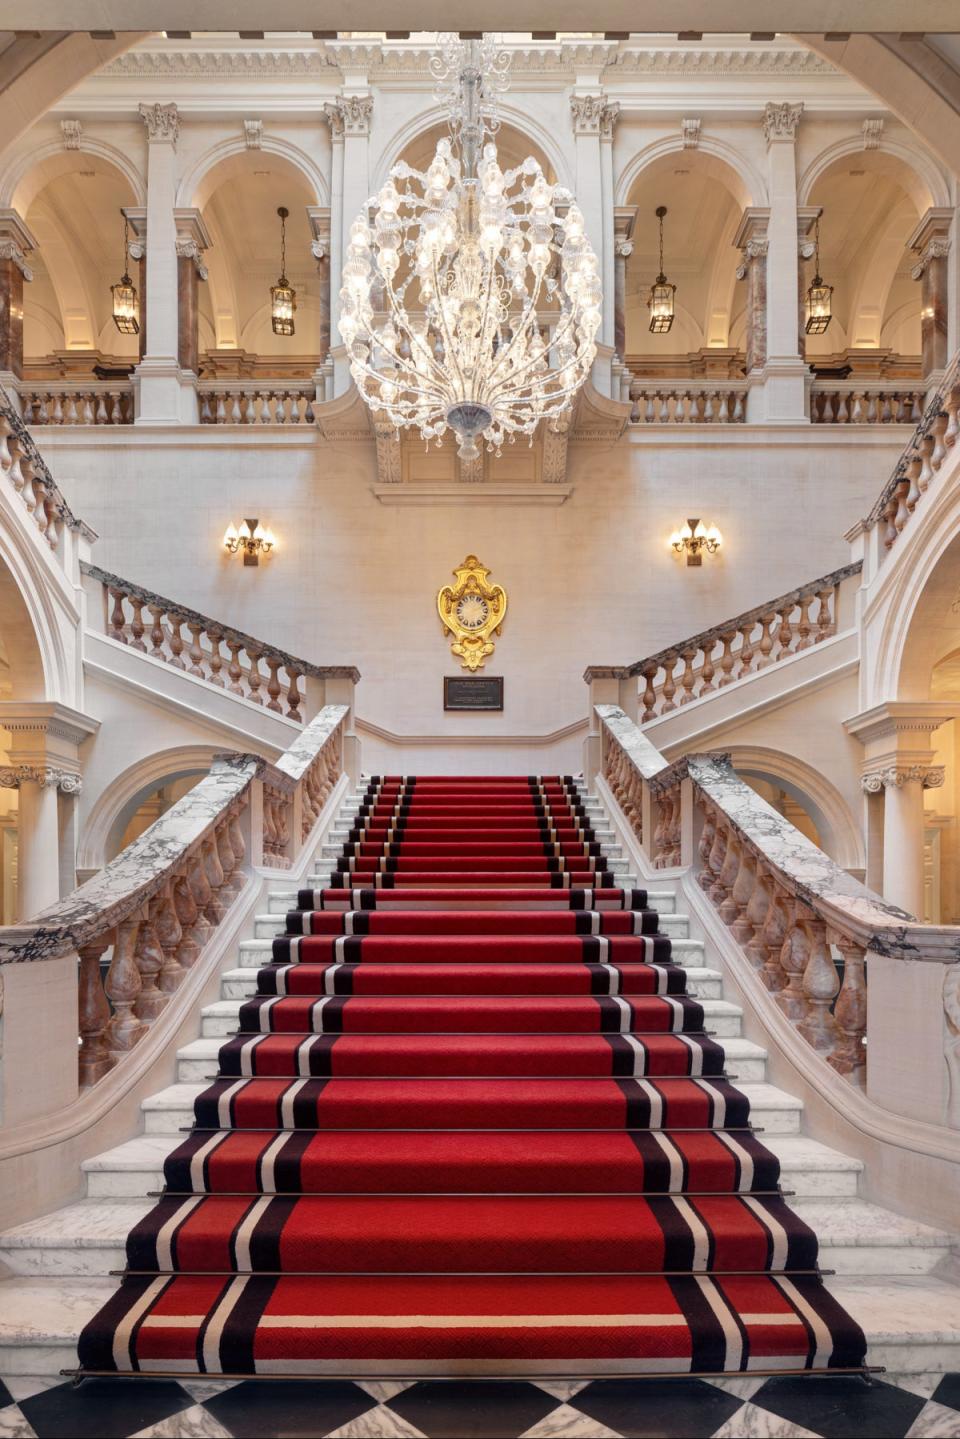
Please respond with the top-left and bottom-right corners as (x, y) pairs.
(327, 95), (373, 136)
(860, 763), (945, 792)
(570, 94), (613, 136)
(0, 239), (32, 281)
(0, 764), (82, 792)
(762, 101), (803, 144)
(139, 102), (180, 146)
(911, 239), (951, 280)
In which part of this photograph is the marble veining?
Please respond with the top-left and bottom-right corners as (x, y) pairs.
(274, 705), (348, 782)
(595, 704), (667, 781)
(0, 756), (259, 965)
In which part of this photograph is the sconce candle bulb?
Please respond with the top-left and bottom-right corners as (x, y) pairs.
(223, 517), (276, 567)
(670, 517), (722, 566)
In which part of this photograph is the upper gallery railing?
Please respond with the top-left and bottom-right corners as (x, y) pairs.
(865, 350), (960, 552)
(0, 385), (96, 550)
(0, 705), (349, 1105)
(595, 704), (960, 1122)
(83, 561), (359, 724)
(585, 562), (861, 724)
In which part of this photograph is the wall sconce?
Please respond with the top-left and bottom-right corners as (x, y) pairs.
(223, 517), (276, 567)
(670, 517), (722, 566)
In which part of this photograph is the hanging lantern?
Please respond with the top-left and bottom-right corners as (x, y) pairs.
(271, 206), (296, 337)
(647, 205), (675, 335)
(805, 215), (833, 335)
(111, 215), (140, 336)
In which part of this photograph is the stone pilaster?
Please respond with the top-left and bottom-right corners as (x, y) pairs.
(173, 208), (210, 377)
(0, 210), (36, 386)
(733, 207), (770, 393)
(759, 101), (807, 422)
(613, 207), (637, 364)
(135, 103), (194, 423)
(909, 208), (953, 387)
(570, 94), (619, 394)
(325, 94), (372, 398)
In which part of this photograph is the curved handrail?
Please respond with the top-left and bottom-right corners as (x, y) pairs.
(0, 387), (97, 547)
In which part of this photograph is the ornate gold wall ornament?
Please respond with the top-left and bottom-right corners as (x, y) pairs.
(437, 555), (507, 672)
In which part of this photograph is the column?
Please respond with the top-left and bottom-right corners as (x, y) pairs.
(862, 765), (944, 917)
(909, 208), (953, 388)
(122, 206), (147, 362)
(10, 769), (62, 919)
(570, 94), (617, 396)
(612, 207), (637, 364)
(0, 210), (37, 394)
(760, 102), (807, 422)
(173, 208), (211, 379)
(135, 102), (193, 424)
(307, 205), (332, 402)
(323, 103), (345, 366)
(326, 95), (372, 398)
(599, 102), (620, 354)
(796, 206), (821, 365)
(733, 207), (770, 414)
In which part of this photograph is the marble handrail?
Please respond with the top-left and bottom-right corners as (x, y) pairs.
(0, 386), (96, 548)
(596, 704), (960, 1107)
(0, 703), (349, 1093)
(585, 562), (861, 723)
(865, 350), (960, 550)
(83, 560), (360, 723)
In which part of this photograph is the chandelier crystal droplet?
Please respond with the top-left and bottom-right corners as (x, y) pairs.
(338, 34), (602, 460)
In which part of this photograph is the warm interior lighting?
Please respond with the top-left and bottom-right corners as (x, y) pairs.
(223, 517), (276, 567)
(670, 517), (722, 566)
(111, 215), (140, 336)
(271, 206), (296, 336)
(805, 215), (833, 336)
(647, 205), (676, 335)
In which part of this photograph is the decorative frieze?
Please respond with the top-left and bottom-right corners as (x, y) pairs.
(762, 101), (803, 144)
(138, 101), (180, 146)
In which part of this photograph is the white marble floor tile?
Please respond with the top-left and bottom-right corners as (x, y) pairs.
(355, 1379), (415, 1403)
(531, 1380), (590, 1402)
(0, 1378), (63, 1403)
(326, 1402), (428, 1439)
(520, 1401), (620, 1438)
(706, 1376), (769, 1401)
(907, 1400), (960, 1438)
(888, 1374), (949, 1401)
(130, 1403), (233, 1439)
(178, 1380), (239, 1404)
(711, 1401), (819, 1438)
(0, 1408), (37, 1439)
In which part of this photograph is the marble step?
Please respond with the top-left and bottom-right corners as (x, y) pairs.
(320, 839), (625, 859)
(220, 967), (728, 1001)
(252, 910), (692, 940)
(198, 992), (745, 1039)
(3, 1269), (960, 1377)
(1, 1194), (953, 1281)
(139, 1077), (800, 1136)
(81, 1129), (860, 1204)
(265, 885), (678, 914)
(236, 933), (705, 969)
(172, 1031), (769, 1086)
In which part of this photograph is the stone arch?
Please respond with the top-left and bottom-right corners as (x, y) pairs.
(1, 138), (145, 215)
(728, 743), (866, 871)
(892, 528), (960, 706)
(77, 744), (220, 872)
(615, 136), (766, 211)
(0, 510), (71, 703)
(372, 103), (572, 194)
(176, 136), (327, 211)
(797, 134), (950, 213)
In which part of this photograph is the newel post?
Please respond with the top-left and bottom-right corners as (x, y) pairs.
(584, 672), (626, 783)
(325, 674), (360, 783)
(865, 948), (956, 1125)
(0, 953), (80, 1125)
(679, 775), (696, 867)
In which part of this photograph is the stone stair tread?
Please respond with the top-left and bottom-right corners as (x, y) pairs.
(762, 1135), (863, 1173)
(791, 1199), (957, 1249)
(219, 964), (724, 984)
(82, 1134), (180, 1172)
(827, 1274), (960, 1344)
(175, 1033), (770, 1064)
(200, 994), (742, 1018)
(0, 1278), (116, 1348)
(0, 1200), (152, 1250)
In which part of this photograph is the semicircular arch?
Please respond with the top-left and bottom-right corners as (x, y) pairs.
(2, 139), (144, 215)
(797, 135), (949, 212)
(616, 135), (766, 211)
(77, 744), (220, 872)
(728, 743), (866, 871)
(371, 103), (572, 194)
(176, 136), (327, 211)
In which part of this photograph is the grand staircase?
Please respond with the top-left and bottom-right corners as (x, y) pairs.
(0, 775), (957, 1378)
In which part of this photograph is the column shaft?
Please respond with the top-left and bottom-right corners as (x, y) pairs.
(0, 256), (24, 378)
(16, 778), (60, 920)
(882, 778), (927, 917)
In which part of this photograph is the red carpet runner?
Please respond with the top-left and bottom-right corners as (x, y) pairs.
(79, 776), (866, 1377)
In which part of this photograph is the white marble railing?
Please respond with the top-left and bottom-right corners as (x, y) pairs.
(82, 561), (359, 725)
(809, 381), (923, 426)
(866, 351), (960, 552)
(0, 705), (349, 1107)
(585, 563), (860, 723)
(627, 382), (748, 424)
(0, 389), (96, 552)
(595, 704), (960, 1124)
(21, 382), (135, 427)
(199, 383), (317, 425)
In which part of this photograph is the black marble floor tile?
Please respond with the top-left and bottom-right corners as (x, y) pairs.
(932, 1373), (960, 1412)
(18, 1377), (194, 1439)
(0, 1379), (15, 1410)
(749, 1374), (927, 1438)
(570, 1377), (744, 1438)
(388, 1378), (557, 1437)
(202, 1378), (378, 1437)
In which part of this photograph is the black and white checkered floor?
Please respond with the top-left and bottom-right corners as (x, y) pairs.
(1, 1372), (959, 1438)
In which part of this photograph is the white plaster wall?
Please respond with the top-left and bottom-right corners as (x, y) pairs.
(37, 425), (905, 768)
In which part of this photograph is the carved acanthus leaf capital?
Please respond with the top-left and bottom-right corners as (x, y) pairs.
(570, 94), (618, 136)
(0, 239), (33, 281)
(175, 236), (208, 279)
(614, 239), (634, 259)
(911, 239), (951, 280)
(860, 763), (945, 792)
(0, 764), (83, 792)
(139, 102), (180, 146)
(311, 239), (329, 263)
(762, 101), (803, 144)
(329, 95), (373, 136)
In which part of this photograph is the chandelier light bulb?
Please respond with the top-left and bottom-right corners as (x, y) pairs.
(338, 33), (601, 460)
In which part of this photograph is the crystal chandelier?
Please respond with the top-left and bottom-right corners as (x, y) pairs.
(338, 34), (602, 460)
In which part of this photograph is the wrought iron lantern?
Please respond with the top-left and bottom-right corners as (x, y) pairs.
(805, 215), (833, 335)
(270, 206), (296, 337)
(111, 216), (140, 336)
(647, 205), (676, 335)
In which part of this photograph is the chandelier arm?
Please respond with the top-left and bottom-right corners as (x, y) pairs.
(379, 280), (448, 391)
(428, 243), (470, 401)
(479, 269), (548, 392)
(486, 303), (580, 399)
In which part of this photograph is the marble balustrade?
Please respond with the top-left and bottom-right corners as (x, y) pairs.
(809, 383), (924, 426)
(0, 706), (349, 1104)
(868, 350), (960, 552)
(82, 561), (360, 725)
(22, 384), (135, 427)
(199, 384), (317, 425)
(586, 563), (861, 724)
(628, 382), (748, 424)
(596, 703), (960, 1122)
(0, 395), (95, 553)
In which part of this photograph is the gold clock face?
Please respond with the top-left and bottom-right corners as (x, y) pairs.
(456, 593), (490, 630)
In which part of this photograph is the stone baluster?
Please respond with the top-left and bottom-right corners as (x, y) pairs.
(717, 631), (738, 687)
(716, 825), (742, 924)
(776, 903), (810, 1022)
(743, 861), (773, 970)
(797, 916), (839, 1052)
(108, 587), (129, 642)
(229, 803), (247, 883)
(639, 665), (659, 722)
(916, 432), (936, 495)
(736, 622), (756, 678)
(246, 645), (264, 704)
(127, 596), (147, 652)
(186, 622), (206, 678)
(699, 643), (716, 697)
(815, 587), (835, 641)
(262, 788), (279, 861)
(755, 612), (777, 669)
(265, 656), (284, 713)
(696, 803), (716, 887)
(794, 592), (815, 650)
(132, 907), (166, 1022)
(891, 477), (911, 536)
(147, 604), (166, 659)
(659, 654), (679, 714)
(217, 812), (240, 900)
(828, 934), (867, 1080)
(78, 936), (113, 1086)
(202, 834), (227, 924)
(226, 640), (244, 695)
(757, 884), (790, 991)
(152, 884), (184, 993)
(703, 817), (727, 899)
(904, 450), (923, 512)
(773, 606), (795, 660)
(930, 410), (948, 472)
(207, 630), (225, 687)
(729, 844), (758, 944)
(172, 870), (202, 968)
(677, 648), (697, 705)
(106, 915), (145, 1054)
(188, 847), (214, 946)
(167, 614), (187, 669)
(286, 669), (304, 722)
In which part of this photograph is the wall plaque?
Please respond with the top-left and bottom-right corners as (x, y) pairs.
(444, 676), (504, 711)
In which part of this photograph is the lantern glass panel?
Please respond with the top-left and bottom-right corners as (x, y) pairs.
(648, 280), (675, 335)
(111, 277), (140, 335)
(805, 281), (833, 335)
(271, 281), (296, 337)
